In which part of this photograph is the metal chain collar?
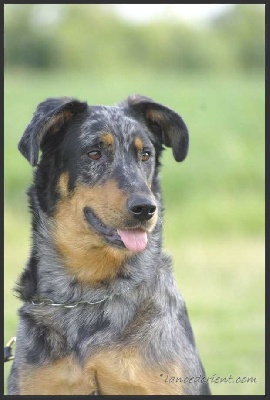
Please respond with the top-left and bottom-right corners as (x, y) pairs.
(28, 286), (131, 309)
(29, 297), (110, 308)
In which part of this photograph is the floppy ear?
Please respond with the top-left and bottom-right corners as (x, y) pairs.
(126, 94), (189, 162)
(18, 97), (88, 166)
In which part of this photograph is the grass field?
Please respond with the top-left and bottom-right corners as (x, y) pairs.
(4, 69), (265, 395)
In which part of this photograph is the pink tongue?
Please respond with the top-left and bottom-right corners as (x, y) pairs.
(117, 229), (148, 252)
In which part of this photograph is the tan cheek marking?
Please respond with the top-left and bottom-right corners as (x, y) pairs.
(58, 172), (70, 197)
(91, 180), (129, 227)
(86, 348), (186, 395)
(53, 180), (130, 285)
(101, 132), (114, 146)
(134, 137), (143, 152)
(19, 356), (96, 395)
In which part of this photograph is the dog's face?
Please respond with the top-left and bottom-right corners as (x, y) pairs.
(19, 95), (189, 283)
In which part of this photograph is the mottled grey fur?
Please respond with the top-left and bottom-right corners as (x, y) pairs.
(8, 95), (210, 395)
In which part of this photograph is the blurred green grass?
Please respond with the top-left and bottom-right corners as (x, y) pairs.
(4, 69), (265, 395)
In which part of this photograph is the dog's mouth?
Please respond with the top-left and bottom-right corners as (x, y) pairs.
(83, 207), (148, 253)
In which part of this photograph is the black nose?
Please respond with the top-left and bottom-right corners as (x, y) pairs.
(128, 195), (157, 221)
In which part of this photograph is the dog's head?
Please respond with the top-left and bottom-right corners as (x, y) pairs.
(19, 95), (189, 282)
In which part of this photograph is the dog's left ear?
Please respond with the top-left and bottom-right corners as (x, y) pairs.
(125, 94), (189, 161)
(18, 97), (88, 166)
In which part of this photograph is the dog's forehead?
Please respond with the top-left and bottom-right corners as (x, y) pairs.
(79, 105), (145, 143)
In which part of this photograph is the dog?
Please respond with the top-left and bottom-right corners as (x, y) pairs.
(7, 95), (211, 395)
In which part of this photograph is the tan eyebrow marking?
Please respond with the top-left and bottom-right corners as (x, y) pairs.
(101, 132), (114, 146)
(134, 137), (143, 152)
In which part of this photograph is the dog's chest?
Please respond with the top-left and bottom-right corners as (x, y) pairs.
(20, 348), (186, 395)
(20, 355), (96, 395)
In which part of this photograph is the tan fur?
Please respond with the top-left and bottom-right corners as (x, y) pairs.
(19, 356), (96, 395)
(101, 132), (114, 146)
(54, 173), (156, 284)
(54, 174), (158, 284)
(58, 171), (69, 197)
(54, 176), (130, 284)
(134, 137), (143, 152)
(86, 348), (185, 395)
(39, 110), (73, 145)
(20, 349), (185, 395)
(146, 108), (164, 122)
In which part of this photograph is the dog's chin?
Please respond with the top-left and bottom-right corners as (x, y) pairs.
(83, 207), (151, 253)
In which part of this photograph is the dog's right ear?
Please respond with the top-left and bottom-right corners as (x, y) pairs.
(123, 95), (189, 162)
(18, 97), (88, 166)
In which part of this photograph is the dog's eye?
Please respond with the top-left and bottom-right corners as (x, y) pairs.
(141, 151), (151, 162)
(87, 150), (102, 160)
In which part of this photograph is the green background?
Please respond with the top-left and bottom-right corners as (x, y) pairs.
(4, 4), (265, 395)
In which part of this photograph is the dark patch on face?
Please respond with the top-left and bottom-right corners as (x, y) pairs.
(59, 121), (84, 192)
(33, 127), (67, 213)
(33, 114), (87, 214)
